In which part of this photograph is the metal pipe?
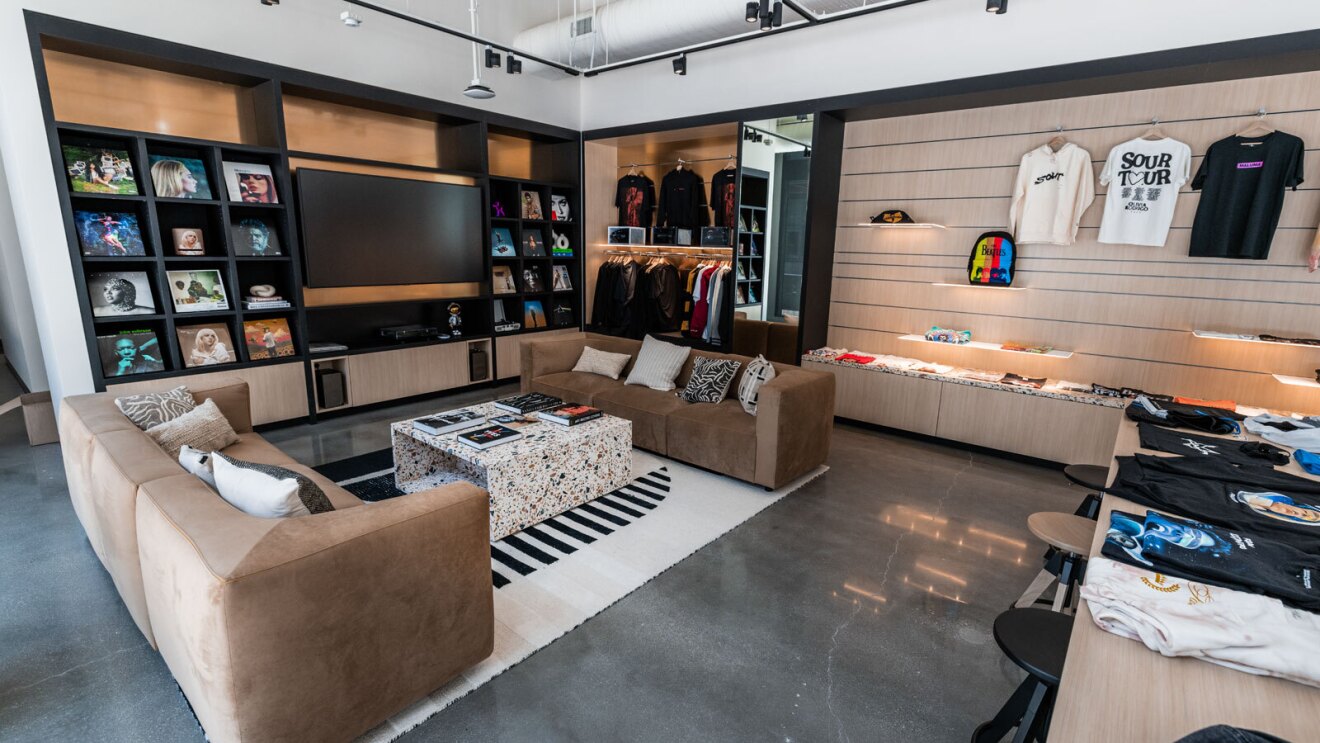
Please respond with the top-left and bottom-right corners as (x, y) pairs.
(342, 0), (581, 76)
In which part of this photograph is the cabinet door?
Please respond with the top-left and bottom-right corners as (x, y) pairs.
(808, 360), (942, 436)
(346, 344), (471, 407)
(935, 383), (1121, 466)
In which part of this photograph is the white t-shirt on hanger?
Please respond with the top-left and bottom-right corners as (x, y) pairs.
(1098, 137), (1192, 247)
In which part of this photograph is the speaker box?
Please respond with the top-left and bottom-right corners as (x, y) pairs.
(469, 346), (489, 382)
(316, 368), (346, 409)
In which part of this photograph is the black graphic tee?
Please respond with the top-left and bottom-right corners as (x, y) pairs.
(657, 168), (708, 230)
(1103, 509), (1320, 611)
(710, 169), (738, 228)
(1189, 131), (1305, 259)
(1109, 454), (1320, 550)
(1136, 423), (1271, 469)
(615, 174), (655, 228)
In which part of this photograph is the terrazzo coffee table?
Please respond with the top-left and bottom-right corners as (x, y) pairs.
(391, 402), (634, 540)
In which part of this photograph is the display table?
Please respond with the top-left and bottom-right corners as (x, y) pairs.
(1049, 417), (1320, 741)
(391, 403), (634, 540)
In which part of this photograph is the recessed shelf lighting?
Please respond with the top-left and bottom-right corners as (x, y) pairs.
(1273, 374), (1320, 388)
(1193, 330), (1320, 349)
(931, 282), (1027, 291)
(898, 334), (1073, 359)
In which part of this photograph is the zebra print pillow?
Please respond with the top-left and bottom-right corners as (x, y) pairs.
(679, 356), (742, 404)
(114, 385), (196, 430)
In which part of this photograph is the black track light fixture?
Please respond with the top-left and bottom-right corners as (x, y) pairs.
(484, 47), (502, 69)
(771, 1), (783, 27)
(754, 0), (782, 30)
(506, 55), (522, 74)
(746, 1), (759, 23)
(672, 54), (687, 76)
(260, 0), (279, 5)
(986, 0), (1007, 14)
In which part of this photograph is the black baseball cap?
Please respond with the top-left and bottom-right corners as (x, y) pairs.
(871, 210), (915, 224)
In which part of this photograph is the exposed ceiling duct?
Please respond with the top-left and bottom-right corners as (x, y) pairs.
(512, 0), (786, 68)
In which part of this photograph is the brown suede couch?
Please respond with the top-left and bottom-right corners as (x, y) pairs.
(59, 380), (493, 743)
(521, 333), (834, 489)
(732, 318), (800, 365)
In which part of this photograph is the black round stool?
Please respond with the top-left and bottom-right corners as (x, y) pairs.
(1063, 464), (1108, 520)
(972, 608), (1073, 743)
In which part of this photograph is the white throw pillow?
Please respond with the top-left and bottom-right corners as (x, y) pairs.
(625, 336), (691, 391)
(178, 445), (217, 489)
(211, 453), (335, 519)
(572, 345), (632, 380)
(738, 355), (777, 415)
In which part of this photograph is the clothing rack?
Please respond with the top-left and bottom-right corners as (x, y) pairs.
(603, 246), (731, 260)
(618, 155), (737, 169)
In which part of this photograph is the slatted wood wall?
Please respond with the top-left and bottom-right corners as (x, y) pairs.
(829, 69), (1320, 413)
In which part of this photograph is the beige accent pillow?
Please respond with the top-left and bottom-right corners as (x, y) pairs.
(146, 398), (240, 460)
(625, 335), (690, 391)
(572, 345), (631, 380)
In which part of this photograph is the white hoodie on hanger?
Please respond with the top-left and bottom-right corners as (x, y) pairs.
(1008, 143), (1095, 245)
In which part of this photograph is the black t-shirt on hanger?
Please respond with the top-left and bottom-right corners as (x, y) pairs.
(710, 169), (738, 228)
(615, 174), (655, 228)
(657, 168), (708, 230)
(1188, 131), (1304, 259)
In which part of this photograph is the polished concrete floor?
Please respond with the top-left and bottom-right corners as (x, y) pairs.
(0, 367), (1087, 743)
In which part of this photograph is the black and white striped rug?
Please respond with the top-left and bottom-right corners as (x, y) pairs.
(317, 448), (827, 743)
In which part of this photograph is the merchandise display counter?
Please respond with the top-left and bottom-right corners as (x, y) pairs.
(803, 352), (1124, 465)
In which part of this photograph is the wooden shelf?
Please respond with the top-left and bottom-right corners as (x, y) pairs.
(1194, 330), (1320, 349)
(858, 222), (947, 229)
(932, 282), (1027, 291)
(898, 334), (1073, 359)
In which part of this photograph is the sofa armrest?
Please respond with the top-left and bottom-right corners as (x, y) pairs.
(520, 334), (590, 392)
(754, 368), (836, 489)
(136, 475), (493, 743)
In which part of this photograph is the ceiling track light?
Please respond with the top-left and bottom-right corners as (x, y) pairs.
(986, 0), (1007, 14)
(506, 55), (522, 74)
(340, 10), (362, 27)
(260, 0), (279, 6)
(672, 54), (687, 76)
(484, 47), (502, 69)
(745, 1), (759, 23)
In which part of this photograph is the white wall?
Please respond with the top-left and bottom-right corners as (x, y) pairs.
(0, 151), (47, 392)
(0, 0), (582, 404)
(581, 0), (1320, 130)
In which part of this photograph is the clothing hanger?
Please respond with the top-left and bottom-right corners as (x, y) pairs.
(1236, 108), (1275, 138)
(675, 158), (687, 171)
(627, 163), (639, 176)
(1047, 125), (1067, 153)
(1140, 117), (1166, 141)
(723, 155), (737, 171)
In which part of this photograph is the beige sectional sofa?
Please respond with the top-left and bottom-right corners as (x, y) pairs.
(521, 333), (834, 489)
(59, 380), (493, 743)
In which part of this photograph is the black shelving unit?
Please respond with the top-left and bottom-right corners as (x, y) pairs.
(488, 177), (581, 336)
(56, 125), (305, 388)
(736, 169), (769, 309)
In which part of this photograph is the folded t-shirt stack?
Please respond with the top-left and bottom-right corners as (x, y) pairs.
(1080, 557), (1320, 689)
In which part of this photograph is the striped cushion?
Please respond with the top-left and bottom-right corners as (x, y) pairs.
(115, 385), (195, 430)
(624, 336), (690, 391)
(738, 355), (777, 415)
(679, 356), (741, 404)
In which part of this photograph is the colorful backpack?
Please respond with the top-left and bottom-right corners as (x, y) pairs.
(967, 231), (1016, 286)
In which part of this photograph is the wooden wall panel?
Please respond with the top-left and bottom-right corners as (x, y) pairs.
(106, 362), (308, 425)
(284, 95), (440, 168)
(487, 131), (535, 180)
(44, 50), (260, 144)
(830, 69), (1320, 413)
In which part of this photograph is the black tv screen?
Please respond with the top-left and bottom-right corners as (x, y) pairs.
(297, 169), (483, 287)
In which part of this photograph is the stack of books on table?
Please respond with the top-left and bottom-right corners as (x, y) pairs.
(537, 404), (603, 427)
(412, 408), (485, 435)
(493, 392), (563, 415)
(243, 295), (292, 311)
(457, 424), (522, 450)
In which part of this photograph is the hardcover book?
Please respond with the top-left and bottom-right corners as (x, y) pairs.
(537, 404), (603, 426)
(488, 413), (539, 429)
(413, 409), (486, 435)
(493, 392), (563, 414)
(457, 424), (522, 450)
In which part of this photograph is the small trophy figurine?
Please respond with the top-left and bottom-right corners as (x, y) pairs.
(447, 303), (463, 337)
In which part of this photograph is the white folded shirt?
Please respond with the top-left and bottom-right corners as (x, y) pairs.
(1244, 414), (1320, 450)
(1080, 558), (1320, 688)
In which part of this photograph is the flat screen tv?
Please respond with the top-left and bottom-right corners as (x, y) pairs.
(297, 169), (484, 287)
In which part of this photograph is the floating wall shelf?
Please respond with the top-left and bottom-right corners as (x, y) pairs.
(858, 223), (946, 229)
(931, 282), (1027, 291)
(1273, 374), (1320, 389)
(898, 334), (1074, 359)
(1193, 330), (1320, 349)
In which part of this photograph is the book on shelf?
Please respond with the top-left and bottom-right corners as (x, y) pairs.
(309, 342), (349, 353)
(457, 424), (522, 450)
(492, 392), (562, 415)
(244, 299), (292, 310)
(537, 404), (603, 427)
(412, 409), (486, 435)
